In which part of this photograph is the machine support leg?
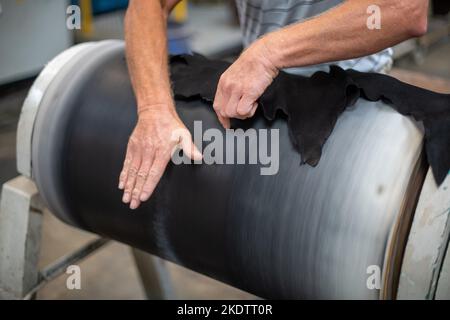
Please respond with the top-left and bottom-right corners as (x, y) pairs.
(131, 248), (175, 300)
(0, 176), (43, 299)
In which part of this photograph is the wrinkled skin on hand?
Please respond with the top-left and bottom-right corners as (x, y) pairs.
(213, 38), (279, 128)
(118, 104), (202, 209)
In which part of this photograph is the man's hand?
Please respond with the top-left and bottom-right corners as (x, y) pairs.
(118, 104), (202, 210)
(213, 38), (279, 128)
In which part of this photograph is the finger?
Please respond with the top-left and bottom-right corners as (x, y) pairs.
(179, 129), (203, 161)
(123, 146), (142, 204)
(214, 81), (235, 128)
(248, 102), (258, 118)
(131, 146), (155, 209)
(170, 127), (202, 161)
(224, 91), (242, 119)
(130, 199), (141, 210)
(217, 113), (231, 129)
(236, 95), (256, 117)
(140, 155), (170, 202)
(213, 77), (228, 116)
(118, 147), (133, 190)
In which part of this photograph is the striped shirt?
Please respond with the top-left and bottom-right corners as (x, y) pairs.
(235, 0), (393, 76)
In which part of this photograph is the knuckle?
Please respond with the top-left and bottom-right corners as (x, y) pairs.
(226, 84), (235, 94)
(222, 80), (232, 93)
(132, 188), (140, 197)
(123, 157), (131, 165)
(219, 73), (227, 83)
(140, 161), (151, 169)
(128, 136), (139, 147)
(143, 139), (154, 150)
(148, 168), (160, 177)
(128, 167), (138, 178)
(137, 170), (148, 179)
(125, 182), (134, 192)
(153, 146), (163, 156)
(234, 84), (243, 94)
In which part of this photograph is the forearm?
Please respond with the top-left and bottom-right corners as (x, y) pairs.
(265, 0), (429, 69)
(124, 0), (179, 112)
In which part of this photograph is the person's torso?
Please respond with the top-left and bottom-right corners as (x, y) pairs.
(235, 0), (393, 75)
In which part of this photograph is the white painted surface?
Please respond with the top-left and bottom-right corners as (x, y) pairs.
(0, 0), (72, 84)
(16, 43), (95, 178)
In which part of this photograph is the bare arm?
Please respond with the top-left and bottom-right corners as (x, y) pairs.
(124, 0), (178, 108)
(266, 0), (429, 69)
(119, 0), (201, 210)
(213, 0), (429, 128)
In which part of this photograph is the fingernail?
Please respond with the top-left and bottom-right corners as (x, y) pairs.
(122, 192), (131, 203)
(130, 200), (138, 210)
(118, 181), (124, 189)
(140, 192), (149, 202)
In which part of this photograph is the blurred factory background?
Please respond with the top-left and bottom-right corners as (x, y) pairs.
(0, 0), (449, 299)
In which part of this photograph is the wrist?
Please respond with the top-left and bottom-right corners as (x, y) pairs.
(259, 33), (283, 71)
(138, 102), (176, 118)
(137, 90), (174, 112)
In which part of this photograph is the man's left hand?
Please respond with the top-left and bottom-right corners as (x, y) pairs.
(213, 37), (279, 128)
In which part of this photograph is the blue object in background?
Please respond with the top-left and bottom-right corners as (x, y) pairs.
(70, 1), (191, 54)
(167, 22), (192, 55)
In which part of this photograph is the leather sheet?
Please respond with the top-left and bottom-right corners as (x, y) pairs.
(170, 54), (450, 185)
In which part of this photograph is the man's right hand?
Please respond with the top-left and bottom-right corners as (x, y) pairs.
(118, 104), (202, 210)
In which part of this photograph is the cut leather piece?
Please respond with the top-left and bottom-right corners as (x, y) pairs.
(170, 54), (229, 103)
(170, 54), (450, 185)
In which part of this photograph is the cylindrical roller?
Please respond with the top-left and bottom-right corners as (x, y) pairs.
(27, 41), (425, 299)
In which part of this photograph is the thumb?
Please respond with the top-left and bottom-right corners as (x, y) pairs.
(179, 130), (203, 161)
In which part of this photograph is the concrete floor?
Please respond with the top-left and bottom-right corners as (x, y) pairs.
(0, 11), (449, 299)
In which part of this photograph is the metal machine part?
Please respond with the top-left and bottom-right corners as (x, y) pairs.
(17, 40), (449, 299)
